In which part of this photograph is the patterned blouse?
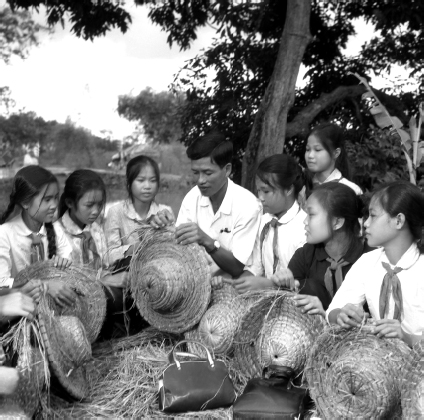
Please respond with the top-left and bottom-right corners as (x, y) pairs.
(105, 200), (174, 265)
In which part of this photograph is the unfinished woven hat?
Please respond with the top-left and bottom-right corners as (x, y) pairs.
(305, 324), (412, 419)
(129, 226), (211, 334)
(0, 322), (47, 419)
(233, 290), (325, 379)
(15, 260), (107, 343)
(185, 294), (245, 355)
(38, 312), (91, 401)
(401, 339), (424, 418)
(210, 281), (238, 305)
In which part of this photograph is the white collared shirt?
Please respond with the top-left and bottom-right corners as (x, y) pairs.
(105, 199), (174, 264)
(313, 168), (363, 195)
(246, 201), (307, 278)
(176, 179), (262, 278)
(327, 243), (424, 336)
(0, 213), (72, 288)
(58, 210), (110, 269)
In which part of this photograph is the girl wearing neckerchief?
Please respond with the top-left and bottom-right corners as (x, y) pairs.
(328, 181), (424, 346)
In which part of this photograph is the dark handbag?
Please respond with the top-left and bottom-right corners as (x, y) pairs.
(158, 340), (236, 413)
(233, 366), (307, 419)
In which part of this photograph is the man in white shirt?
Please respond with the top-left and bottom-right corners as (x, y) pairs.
(152, 131), (261, 278)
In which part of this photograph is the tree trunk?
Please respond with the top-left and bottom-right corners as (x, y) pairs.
(241, 0), (311, 191)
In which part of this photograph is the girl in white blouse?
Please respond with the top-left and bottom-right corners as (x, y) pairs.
(328, 180), (424, 346)
(234, 154), (307, 293)
(105, 155), (174, 265)
(0, 165), (73, 308)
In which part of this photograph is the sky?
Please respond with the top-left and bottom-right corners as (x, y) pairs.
(0, 2), (417, 140)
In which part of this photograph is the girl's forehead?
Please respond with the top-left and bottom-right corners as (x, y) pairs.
(307, 134), (324, 146)
(306, 194), (326, 212)
(39, 182), (58, 196)
(80, 189), (104, 202)
(137, 164), (156, 176)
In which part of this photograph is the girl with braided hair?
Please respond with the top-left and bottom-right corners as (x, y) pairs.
(0, 165), (74, 309)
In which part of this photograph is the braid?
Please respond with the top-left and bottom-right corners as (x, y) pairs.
(0, 201), (16, 225)
(45, 222), (57, 259)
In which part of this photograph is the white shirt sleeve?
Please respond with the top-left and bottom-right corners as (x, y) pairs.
(104, 203), (131, 264)
(0, 226), (14, 288)
(176, 194), (194, 226)
(326, 254), (367, 322)
(244, 230), (264, 276)
(54, 223), (73, 260)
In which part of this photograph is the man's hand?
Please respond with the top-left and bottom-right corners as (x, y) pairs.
(47, 281), (78, 309)
(15, 279), (42, 303)
(371, 319), (405, 340)
(149, 210), (175, 229)
(101, 272), (129, 288)
(175, 223), (213, 249)
(52, 256), (72, 269)
(232, 276), (274, 294)
(270, 268), (299, 291)
(335, 303), (367, 329)
(293, 294), (325, 317)
(0, 293), (35, 320)
(0, 366), (20, 395)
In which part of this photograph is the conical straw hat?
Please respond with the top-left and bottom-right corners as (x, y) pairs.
(15, 261), (106, 343)
(305, 324), (412, 419)
(0, 322), (47, 419)
(401, 339), (424, 418)
(233, 290), (325, 378)
(129, 226), (211, 333)
(39, 313), (91, 401)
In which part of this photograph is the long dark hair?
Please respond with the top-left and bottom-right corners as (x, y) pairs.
(371, 181), (424, 253)
(59, 169), (106, 218)
(311, 182), (364, 247)
(256, 154), (305, 199)
(1, 165), (58, 258)
(126, 155), (160, 202)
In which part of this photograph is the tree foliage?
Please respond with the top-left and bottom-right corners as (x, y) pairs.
(117, 87), (184, 144)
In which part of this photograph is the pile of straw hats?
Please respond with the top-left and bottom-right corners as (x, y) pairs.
(305, 325), (412, 418)
(129, 226), (211, 333)
(15, 261), (107, 343)
(234, 290), (325, 378)
(402, 339), (424, 417)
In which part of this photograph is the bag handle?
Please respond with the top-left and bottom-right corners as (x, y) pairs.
(171, 340), (215, 370)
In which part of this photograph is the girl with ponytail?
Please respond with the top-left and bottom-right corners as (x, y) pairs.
(0, 165), (75, 309)
(234, 154), (307, 293)
(328, 181), (424, 346)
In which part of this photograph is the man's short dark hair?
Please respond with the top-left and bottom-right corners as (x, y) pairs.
(186, 130), (233, 168)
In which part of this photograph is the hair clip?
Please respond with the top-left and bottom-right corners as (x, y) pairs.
(220, 228), (231, 233)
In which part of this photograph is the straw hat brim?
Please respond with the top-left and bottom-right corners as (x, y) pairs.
(233, 290), (325, 378)
(305, 325), (411, 419)
(15, 261), (107, 343)
(0, 323), (47, 418)
(130, 228), (211, 333)
(38, 313), (90, 401)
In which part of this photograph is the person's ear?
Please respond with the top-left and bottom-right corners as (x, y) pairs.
(65, 198), (74, 210)
(333, 148), (341, 160)
(333, 217), (345, 231)
(394, 213), (406, 230)
(224, 163), (232, 177)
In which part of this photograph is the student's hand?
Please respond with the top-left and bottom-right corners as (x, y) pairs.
(52, 256), (72, 270)
(101, 272), (129, 288)
(270, 268), (299, 291)
(124, 244), (135, 257)
(0, 347), (5, 365)
(232, 276), (274, 294)
(293, 294), (325, 317)
(16, 279), (42, 303)
(336, 303), (367, 329)
(0, 366), (20, 395)
(47, 281), (77, 308)
(0, 293), (35, 320)
(370, 319), (405, 340)
(149, 210), (175, 229)
(175, 223), (211, 247)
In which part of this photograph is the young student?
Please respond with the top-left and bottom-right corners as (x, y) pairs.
(0, 166), (74, 308)
(327, 181), (424, 346)
(303, 123), (362, 199)
(233, 154), (307, 293)
(105, 155), (174, 265)
(273, 183), (371, 316)
(151, 130), (262, 279)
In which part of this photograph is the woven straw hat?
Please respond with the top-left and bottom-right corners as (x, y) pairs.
(233, 290), (325, 378)
(39, 313), (91, 400)
(210, 281), (238, 305)
(0, 323), (47, 419)
(305, 324), (412, 419)
(402, 339), (424, 418)
(15, 261), (106, 343)
(129, 226), (211, 334)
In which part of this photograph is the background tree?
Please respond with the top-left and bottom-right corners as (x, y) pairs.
(117, 87), (184, 144)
